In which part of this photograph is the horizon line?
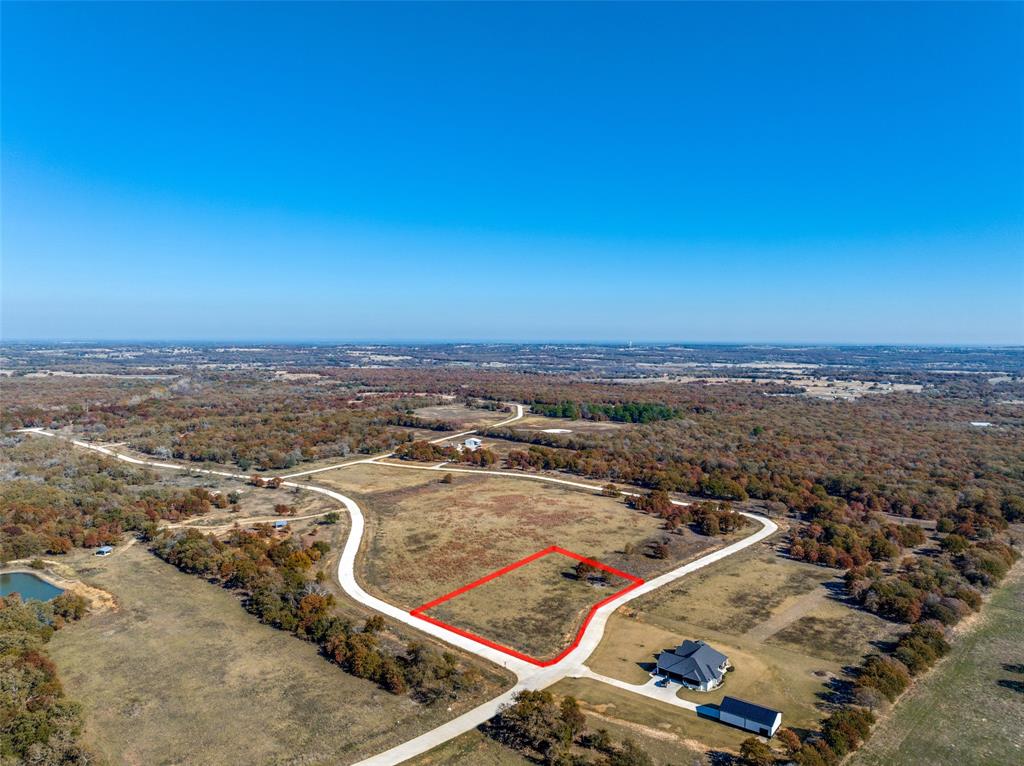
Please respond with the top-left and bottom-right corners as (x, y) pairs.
(1, 338), (1022, 350)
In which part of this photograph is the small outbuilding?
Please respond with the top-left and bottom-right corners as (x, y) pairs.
(656, 640), (729, 691)
(718, 696), (782, 737)
(95, 545), (114, 556)
(464, 437), (483, 450)
(272, 520), (288, 529)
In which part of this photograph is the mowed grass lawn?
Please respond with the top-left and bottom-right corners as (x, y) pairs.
(47, 545), (504, 766)
(586, 539), (900, 748)
(316, 462), (719, 661)
(852, 565), (1024, 766)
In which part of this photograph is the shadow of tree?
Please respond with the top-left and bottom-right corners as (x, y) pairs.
(706, 750), (736, 766)
(815, 671), (857, 708)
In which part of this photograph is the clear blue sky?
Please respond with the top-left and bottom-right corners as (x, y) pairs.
(2, 1), (1022, 344)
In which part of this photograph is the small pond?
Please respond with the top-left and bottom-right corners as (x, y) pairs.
(0, 571), (64, 602)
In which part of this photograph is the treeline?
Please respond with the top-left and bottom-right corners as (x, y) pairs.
(781, 622), (952, 766)
(847, 539), (1017, 625)
(458, 375), (1024, 530)
(627, 492), (749, 536)
(789, 514), (927, 570)
(384, 413), (457, 432)
(528, 400), (680, 424)
(487, 690), (653, 766)
(735, 622), (954, 766)
(2, 374), (426, 472)
(154, 526), (482, 702)
(392, 440), (499, 467)
(0, 591), (93, 764)
(0, 436), (214, 561)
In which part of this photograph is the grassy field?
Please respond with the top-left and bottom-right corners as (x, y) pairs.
(414, 402), (507, 428)
(585, 537), (900, 745)
(407, 731), (531, 766)
(852, 565), (1024, 766)
(317, 462), (719, 660)
(46, 544), (508, 766)
(552, 677), (745, 756)
(426, 549), (634, 661)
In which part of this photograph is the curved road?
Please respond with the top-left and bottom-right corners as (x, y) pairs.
(19, 403), (778, 765)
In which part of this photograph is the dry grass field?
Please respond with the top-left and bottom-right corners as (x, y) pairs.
(585, 539), (900, 745)
(425, 549), (635, 661)
(46, 545), (506, 766)
(851, 565), (1024, 766)
(408, 730), (531, 766)
(551, 677), (745, 756)
(413, 402), (506, 428)
(317, 463), (719, 659)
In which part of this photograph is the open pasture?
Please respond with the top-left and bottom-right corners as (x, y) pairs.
(413, 402), (507, 428)
(419, 546), (639, 663)
(318, 462), (719, 659)
(46, 545), (504, 766)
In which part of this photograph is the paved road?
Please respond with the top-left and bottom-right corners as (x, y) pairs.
(19, 404), (778, 765)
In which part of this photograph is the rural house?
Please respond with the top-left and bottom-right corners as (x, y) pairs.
(655, 640), (729, 691)
(464, 437), (483, 450)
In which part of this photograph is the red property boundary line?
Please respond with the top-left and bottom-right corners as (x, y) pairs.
(410, 545), (645, 667)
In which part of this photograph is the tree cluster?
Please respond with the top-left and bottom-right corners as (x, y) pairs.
(0, 593), (92, 764)
(1, 436), (214, 561)
(393, 440), (498, 467)
(848, 540), (1017, 625)
(528, 400), (680, 424)
(487, 690), (653, 766)
(625, 493), (748, 537)
(153, 526), (482, 702)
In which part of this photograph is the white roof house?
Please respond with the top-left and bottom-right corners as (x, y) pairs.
(464, 437), (483, 450)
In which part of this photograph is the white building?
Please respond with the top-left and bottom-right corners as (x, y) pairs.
(464, 437), (483, 450)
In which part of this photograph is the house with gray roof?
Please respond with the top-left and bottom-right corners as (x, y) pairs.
(655, 639), (729, 691)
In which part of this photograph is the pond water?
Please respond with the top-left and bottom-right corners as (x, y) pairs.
(0, 571), (64, 601)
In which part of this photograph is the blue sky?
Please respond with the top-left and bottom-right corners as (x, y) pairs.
(2, 2), (1022, 344)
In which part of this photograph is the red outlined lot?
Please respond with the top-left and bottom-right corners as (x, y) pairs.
(410, 545), (644, 667)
